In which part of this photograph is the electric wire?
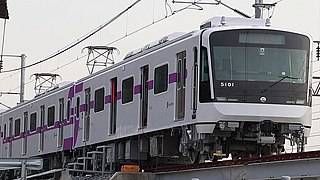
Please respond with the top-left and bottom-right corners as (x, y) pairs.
(0, 0), (142, 74)
(3, 0), (194, 94)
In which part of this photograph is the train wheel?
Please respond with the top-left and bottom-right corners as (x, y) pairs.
(189, 149), (200, 164)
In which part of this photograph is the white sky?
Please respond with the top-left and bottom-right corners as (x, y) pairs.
(0, 0), (319, 107)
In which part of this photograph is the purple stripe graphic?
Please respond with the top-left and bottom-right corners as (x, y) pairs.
(148, 80), (154, 90)
(134, 85), (141, 94)
(80, 104), (86, 112)
(116, 92), (121, 100)
(105, 95), (111, 104)
(169, 73), (177, 84)
(73, 119), (80, 147)
(68, 85), (75, 99)
(90, 101), (94, 109)
(36, 127), (42, 133)
(63, 137), (73, 150)
(4, 70), (183, 144)
(75, 83), (83, 93)
(54, 121), (61, 128)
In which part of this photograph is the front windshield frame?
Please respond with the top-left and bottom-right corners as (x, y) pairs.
(203, 29), (311, 105)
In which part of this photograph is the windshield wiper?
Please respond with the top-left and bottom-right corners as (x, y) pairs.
(261, 75), (300, 93)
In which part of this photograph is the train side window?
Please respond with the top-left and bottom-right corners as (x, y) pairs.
(154, 64), (168, 94)
(76, 97), (80, 119)
(30, 113), (37, 132)
(14, 118), (21, 137)
(122, 76), (134, 104)
(3, 123), (6, 138)
(199, 47), (211, 102)
(67, 100), (70, 122)
(94, 87), (105, 113)
(110, 77), (117, 134)
(47, 106), (55, 127)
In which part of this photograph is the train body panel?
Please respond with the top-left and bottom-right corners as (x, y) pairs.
(0, 17), (314, 175)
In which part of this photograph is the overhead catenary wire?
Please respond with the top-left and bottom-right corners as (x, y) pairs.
(4, 0), (197, 94)
(0, 0), (142, 74)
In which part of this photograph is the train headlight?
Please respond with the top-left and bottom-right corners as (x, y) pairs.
(260, 96), (267, 103)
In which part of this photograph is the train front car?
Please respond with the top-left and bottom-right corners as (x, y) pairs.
(185, 18), (312, 162)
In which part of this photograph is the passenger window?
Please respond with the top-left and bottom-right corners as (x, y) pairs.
(3, 124), (6, 138)
(154, 64), (168, 94)
(48, 106), (55, 127)
(94, 87), (105, 113)
(30, 113), (37, 132)
(122, 77), (134, 104)
(76, 97), (80, 118)
(67, 100), (70, 122)
(14, 118), (21, 137)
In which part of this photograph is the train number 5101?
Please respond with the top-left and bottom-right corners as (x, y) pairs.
(220, 82), (234, 87)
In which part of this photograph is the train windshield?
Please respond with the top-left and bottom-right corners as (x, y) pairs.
(211, 30), (309, 83)
(206, 29), (311, 104)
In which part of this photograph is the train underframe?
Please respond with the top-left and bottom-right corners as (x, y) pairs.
(179, 120), (306, 163)
(0, 120), (306, 179)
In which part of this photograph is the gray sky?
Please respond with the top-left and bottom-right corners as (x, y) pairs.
(0, 0), (319, 107)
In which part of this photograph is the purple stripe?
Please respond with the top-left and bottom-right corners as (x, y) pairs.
(68, 85), (75, 99)
(73, 119), (79, 147)
(134, 85), (141, 94)
(116, 92), (121, 100)
(105, 95), (111, 104)
(80, 104), (86, 112)
(90, 101), (94, 109)
(63, 137), (73, 150)
(55, 121), (61, 128)
(64, 118), (73, 125)
(148, 80), (154, 90)
(36, 127), (42, 133)
(71, 108), (74, 115)
(20, 132), (25, 138)
(75, 83), (83, 93)
(169, 73), (177, 84)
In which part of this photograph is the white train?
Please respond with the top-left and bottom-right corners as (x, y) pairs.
(0, 17), (313, 175)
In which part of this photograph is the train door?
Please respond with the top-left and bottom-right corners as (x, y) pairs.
(22, 112), (28, 155)
(192, 47), (198, 119)
(39, 105), (45, 153)
(58, 98), (64, 147)
(176, 51), (186, 120)
(110, 78), (117, 134)
(8, 118), (12, 157)
(84, 88), (91, 141)
(140, 65), (149, 128)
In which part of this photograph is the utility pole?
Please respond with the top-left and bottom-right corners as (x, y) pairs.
(20, 54), (26, 103)
(0, 54), (26, 104)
